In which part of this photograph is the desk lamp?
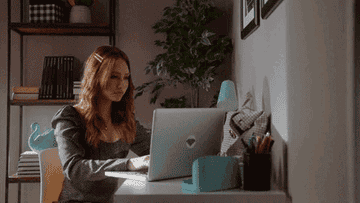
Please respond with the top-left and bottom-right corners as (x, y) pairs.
(217, 80), (238, 111)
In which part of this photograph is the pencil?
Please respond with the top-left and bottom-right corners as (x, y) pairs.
(258, 136), (270, 154)
(256, 136), (262, 154)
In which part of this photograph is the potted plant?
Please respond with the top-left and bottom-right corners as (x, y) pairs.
(135, 0), (233, 108)
(68, 0), (94, 23)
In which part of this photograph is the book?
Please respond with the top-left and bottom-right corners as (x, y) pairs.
(39, 56), (50, 99)
(12, 93), (39, 100)
(16, 171), (40, 176)
(12, 87), (39, 94)
(64, 57), (69, 99)
(51, 57), (58, 99)
(56, 57), (61, 99)
(40, 55), (79, 100)
(44, 56), (54, 99)
(20, 150), (39, 158)
(18, 163), (40, 167)
(69, 56), (74, 99)
(18, 158), (39, 162)
(21, 151), (37, 155)
(14, 173), (41, 178)
(17, 167), (40, 172)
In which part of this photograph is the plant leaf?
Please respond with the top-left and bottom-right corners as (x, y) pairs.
(189, 67), (196, 74)
(135, 91), (144, 99)
(201, 37), (211, 46)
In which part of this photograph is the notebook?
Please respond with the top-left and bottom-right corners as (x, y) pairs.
(105, 108), (226, 182)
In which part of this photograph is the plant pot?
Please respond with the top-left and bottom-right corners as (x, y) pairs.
(69, 5), (91, 23)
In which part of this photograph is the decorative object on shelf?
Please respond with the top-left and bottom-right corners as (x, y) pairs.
(241, 0), (260, 40)
(217, 80), (238, 112)
(261, 0), (284, 19)
(135, 0), (233, 108)
(69, 0), (94, 23)
(28, 122), (58, 154)
(29, 0), (66, 23)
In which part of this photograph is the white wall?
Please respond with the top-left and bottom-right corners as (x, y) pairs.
(233, 0), (355, 202)
(355, 1), (360, 202)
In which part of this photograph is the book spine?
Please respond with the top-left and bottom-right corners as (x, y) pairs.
(64, 56), (69, 99)
(69, 56), (74, 99)
(61, 56), (65, 99)
(39, 56), (49, 99)
(14, 174), (40, 177)
(62, 56), (67, 99)
(56, 57), (59, 99)
(57, 56), (63, 99)
(51, 57), (58, 99)
(45, 57), (53, 99)
(12, 87), (39, 94)
(12, 93), (39, 100)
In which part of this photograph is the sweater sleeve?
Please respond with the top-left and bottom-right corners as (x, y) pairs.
(130, 120), (151, 156)
(51, 106), (130, 183)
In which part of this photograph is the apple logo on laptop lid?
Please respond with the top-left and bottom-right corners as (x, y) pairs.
(186, 135), (196, 149)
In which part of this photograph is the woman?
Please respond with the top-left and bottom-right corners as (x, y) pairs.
(51, 46), (150, 203)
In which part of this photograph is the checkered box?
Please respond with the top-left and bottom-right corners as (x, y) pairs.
(29, 4), (65, 23)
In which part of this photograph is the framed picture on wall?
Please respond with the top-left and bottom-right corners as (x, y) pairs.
(241, 0), (260, 40)
(261, 0), (284, 19)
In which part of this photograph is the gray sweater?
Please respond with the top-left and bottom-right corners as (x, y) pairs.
(51, 105), (150, 203)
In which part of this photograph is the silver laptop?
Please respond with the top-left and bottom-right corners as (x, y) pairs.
(105, 108), (226, 182)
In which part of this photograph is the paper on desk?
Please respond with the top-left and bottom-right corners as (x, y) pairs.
(219, 111), (239, 157)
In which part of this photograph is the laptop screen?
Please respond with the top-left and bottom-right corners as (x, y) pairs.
(147, 108), (226, 181)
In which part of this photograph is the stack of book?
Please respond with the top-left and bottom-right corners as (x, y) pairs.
(16, 151), (40, 178)
(12, 86), (39, 100)
(39, 56), (80, 100)
(73, 81), (81, 100)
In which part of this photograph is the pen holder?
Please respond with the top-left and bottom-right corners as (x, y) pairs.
(243, 153), (271, 191)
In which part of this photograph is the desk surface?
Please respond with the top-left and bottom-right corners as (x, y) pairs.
(107, 172), (286, 203)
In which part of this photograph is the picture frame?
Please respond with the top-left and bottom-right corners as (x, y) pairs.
(241, 0), (260, 40)
(261, 0), (284, 19)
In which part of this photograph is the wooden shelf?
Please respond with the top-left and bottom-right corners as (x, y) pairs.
(9, 23), (114, 36)
(9, 175), (40, 183)
(11, 99), (77, 106)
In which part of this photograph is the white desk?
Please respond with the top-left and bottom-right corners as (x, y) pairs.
(107, 173), (286, 203)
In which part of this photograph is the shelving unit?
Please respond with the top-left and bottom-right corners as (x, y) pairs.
(6, 1), (116, 202)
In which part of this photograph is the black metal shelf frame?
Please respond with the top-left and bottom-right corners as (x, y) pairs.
(5, 1), (116, 202)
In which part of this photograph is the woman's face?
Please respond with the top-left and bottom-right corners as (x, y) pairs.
(101, 58), (130, 102)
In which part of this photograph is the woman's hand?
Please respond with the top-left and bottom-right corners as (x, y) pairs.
(127, 155), (150, 171)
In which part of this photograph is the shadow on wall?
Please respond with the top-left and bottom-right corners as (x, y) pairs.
(262, 76), (291, 201)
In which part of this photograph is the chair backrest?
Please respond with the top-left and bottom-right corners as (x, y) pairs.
(39, 148), (64, 203)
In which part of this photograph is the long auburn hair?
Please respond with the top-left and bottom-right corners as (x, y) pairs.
(75, 46), (136, 148)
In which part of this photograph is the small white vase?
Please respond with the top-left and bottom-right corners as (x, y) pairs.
(70, 5), (92, 23)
